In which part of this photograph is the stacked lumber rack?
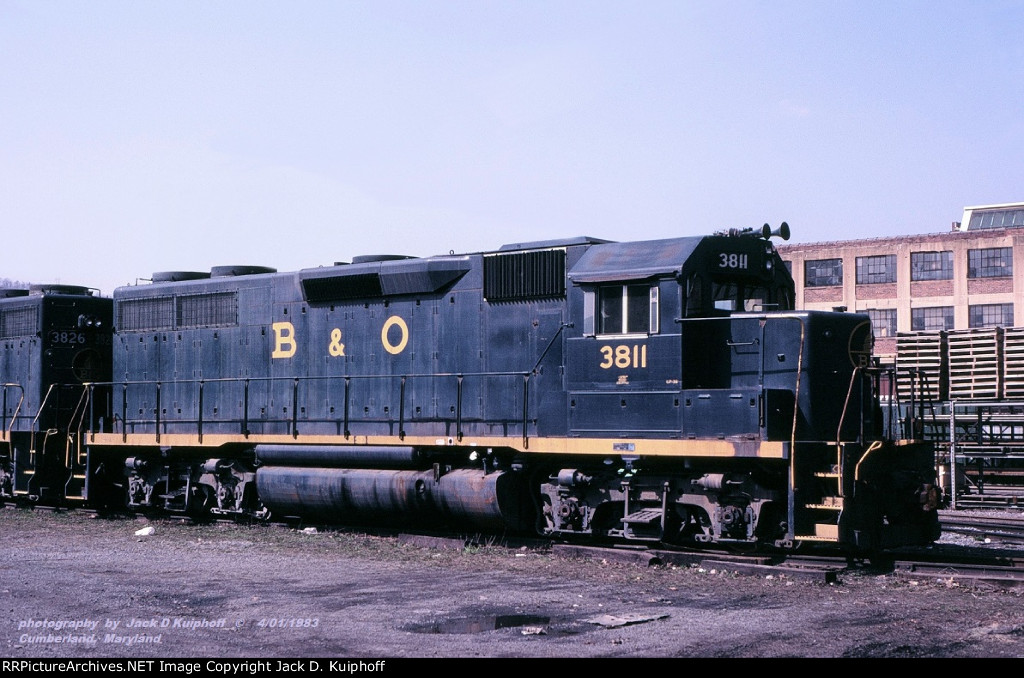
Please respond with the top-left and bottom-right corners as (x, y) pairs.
(895, 331), (948, 402)
(947, 328), (1003, 400)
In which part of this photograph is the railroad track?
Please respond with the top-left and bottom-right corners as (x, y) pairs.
(12, 503), (1024, 590)
(544, 512), (1024, 589)
(549, 539), (1024, 590)
(890, 555), (1024, 588)
(239, 511), (1024, 590)
(949, 490), (1024, 510)
(938, 510), (1024, 543)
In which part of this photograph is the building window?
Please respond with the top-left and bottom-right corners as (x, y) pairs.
(910, 251), (953, 281)
(585, 283), (658, 335)
(968, 247), (1013, 278)
(866, 309), (897, 338)
(969, 209), (1024, 230)
(856, 255), (896, 284)
(804, 258), (842, 287)
(911, 306), (954, 332)
(968, 303), (1014, 328)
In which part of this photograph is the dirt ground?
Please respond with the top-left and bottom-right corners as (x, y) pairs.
(4, 508), (1024, 659)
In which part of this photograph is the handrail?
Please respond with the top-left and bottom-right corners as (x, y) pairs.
(398, 376), (406, 440)
(522, 374), (530, 449)
(854, 440), (884, 484)
(1, 383), (25, 442)
(29, 383), (58, 464)
(90, 370), (535, 442)
(455, 375), (463, 442)
(530, 321), (570, 375)
(26, 383), (60, 497)
(343, 377), (350, 438)
(291, 378), (298, 439)
(64, 384), (92, 495)
(1, 384), (26, 482)
(836, 366), (863, 446)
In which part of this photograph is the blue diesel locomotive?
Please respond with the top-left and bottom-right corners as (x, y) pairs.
(0, 285), (111, 503)
(1, 225), (941, 552)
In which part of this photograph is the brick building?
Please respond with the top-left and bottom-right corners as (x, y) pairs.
(777, 202), (1024, 366)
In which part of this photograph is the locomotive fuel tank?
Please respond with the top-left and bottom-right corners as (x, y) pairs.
(256, 464), (535, 532)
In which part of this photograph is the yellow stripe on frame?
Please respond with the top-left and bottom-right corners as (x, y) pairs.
(88, 432), (789, 459)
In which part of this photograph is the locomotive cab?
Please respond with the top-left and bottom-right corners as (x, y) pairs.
(564, 225), (797, 433)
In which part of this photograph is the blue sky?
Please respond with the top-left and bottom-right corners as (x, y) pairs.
(2, 0), (1022, 294)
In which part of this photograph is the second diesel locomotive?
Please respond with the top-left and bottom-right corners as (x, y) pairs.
(1, 225), (941, 552)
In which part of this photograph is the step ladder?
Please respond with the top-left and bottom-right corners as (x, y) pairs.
(794, 445), (845, 543)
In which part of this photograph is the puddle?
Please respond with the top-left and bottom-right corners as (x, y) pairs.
(409, 614), (552, 634)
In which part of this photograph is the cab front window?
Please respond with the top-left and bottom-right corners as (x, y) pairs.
(712, 282), (774, 312)
(687, 275), (792, 316)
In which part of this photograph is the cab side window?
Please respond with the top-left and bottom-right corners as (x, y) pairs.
(584, 283), (659, 336)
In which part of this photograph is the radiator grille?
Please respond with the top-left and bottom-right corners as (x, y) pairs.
(484, 250), (565, 301)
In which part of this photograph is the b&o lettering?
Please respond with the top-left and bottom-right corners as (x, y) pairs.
(272, 321), (297, 358)
(328, 328), (345, 357)
(381, 316), (409, 355)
